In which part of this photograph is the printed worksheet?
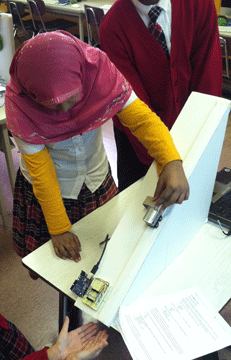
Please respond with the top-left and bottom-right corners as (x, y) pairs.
(119, 288), (231, 360)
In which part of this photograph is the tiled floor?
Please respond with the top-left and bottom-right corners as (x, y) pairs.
(0, 105), (231, 359)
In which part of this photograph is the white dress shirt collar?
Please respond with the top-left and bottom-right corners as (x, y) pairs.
(132, 0), (171, 17)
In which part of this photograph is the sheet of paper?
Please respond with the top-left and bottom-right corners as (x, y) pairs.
(119, 288), (231, 360)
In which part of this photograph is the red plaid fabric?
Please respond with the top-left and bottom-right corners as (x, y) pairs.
(13, 165), (118, 258)
(148, 6), (169, 58)
(0, 315), (35, 360)
(0, 315), (9, 330)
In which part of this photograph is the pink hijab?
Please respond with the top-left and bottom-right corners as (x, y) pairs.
(5, 31), (132, 144)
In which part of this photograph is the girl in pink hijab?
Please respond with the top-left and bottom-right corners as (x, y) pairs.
(5, 31), (189, 269)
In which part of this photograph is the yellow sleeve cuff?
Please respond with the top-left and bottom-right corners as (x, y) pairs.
(22, 147), (72, 235)
(117, 98), (181, 169)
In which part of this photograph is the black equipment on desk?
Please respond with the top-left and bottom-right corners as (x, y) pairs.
(208, 167), (231, 234)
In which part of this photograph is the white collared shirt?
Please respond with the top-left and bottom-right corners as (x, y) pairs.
(14, 91), (137, 199)
(132, 0), (172, 54)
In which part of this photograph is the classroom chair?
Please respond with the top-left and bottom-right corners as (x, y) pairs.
(9, 1), (36, 39)
(27, 0), (76, 33)
(220, 36), (230, 79)
(84, 5), (104, 47)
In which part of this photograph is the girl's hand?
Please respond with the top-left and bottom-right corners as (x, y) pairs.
(153, 160), (189, 212)
(47, 317), (108, 360)
(66, 330), (109, 360)
(51, 232), (81, 262)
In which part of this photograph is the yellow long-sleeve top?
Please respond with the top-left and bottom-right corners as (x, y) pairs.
(22, 98), (181, 235)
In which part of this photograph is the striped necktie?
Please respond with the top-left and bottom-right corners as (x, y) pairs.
(148, 5), (169, 58)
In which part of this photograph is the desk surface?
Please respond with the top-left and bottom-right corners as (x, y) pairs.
(14, 0), (114, 15)
(219, 27), (231, 38)
(22, 178), (231, 327)
(22, 180), (140, 302)
(12, 0), (114, 40)
(46, 0), (113, 11)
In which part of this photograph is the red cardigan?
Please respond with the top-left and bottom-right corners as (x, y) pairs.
(99, 0), (222, 165)
(20, 349), (49, 360)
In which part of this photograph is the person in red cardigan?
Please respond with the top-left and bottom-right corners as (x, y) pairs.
(99, 0), (223, 191)
(0, 314), (108, 360)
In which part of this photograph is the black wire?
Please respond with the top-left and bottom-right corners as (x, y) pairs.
(98, 234), (110, 262)
(91, 234), (110, 275)
(212, 208), (231, 236)
(217, 220), (231, 236)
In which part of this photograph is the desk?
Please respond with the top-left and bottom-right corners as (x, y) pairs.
(13, 0), (114, 41)
(22, 180), (140, 330)
(22, 177), (231, 332)
(219, 28), (231, 38)
(46, 0), (113, 41)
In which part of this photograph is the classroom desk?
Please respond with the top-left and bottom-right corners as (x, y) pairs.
(43, 0), (113, 41)
(23, 180), (140, 331)
(13, 0), (114, 41)
(22, 176), (231, 333)
(219, 28), (231, 38)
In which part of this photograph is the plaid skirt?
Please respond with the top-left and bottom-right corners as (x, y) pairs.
(13, 166), (118, 258)
(0, 317), (35, 360)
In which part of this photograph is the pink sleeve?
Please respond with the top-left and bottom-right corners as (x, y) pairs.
(22, 347), (49, 360)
